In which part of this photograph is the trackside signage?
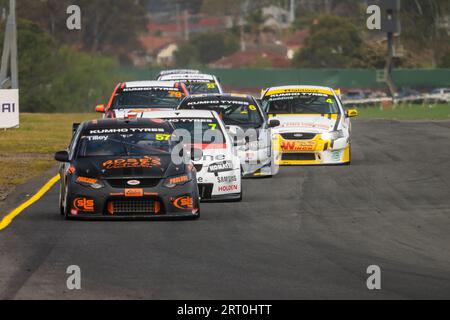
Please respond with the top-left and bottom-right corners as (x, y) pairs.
(0, 89), (19, 128)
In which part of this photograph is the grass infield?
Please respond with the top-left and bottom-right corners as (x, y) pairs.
(0, 113), (96, 200)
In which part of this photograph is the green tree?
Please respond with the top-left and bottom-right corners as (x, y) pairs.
(292, 15), (363, 68)
(16, 0), (148, 58)
(174, 43), (200, 67)
(439, 51), (450, 68)
(175, 32), (239, 66)
(10, 19), (58, 112)
(0, 19), (121, 112)
(400, 0), (450, 66)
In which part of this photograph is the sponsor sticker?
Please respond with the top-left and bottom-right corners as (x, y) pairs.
(332, 151), (341, 161)
(217, 175), (238, 184)
(76, 177), (98, 185)
(218, 185), (239, 193)
(281, 141), (317, 152)
(208, 161), (234, 173)
(102, 156), (161, 169)
(124, 189), (144, 197)
(73, 198), (94, 212)
(173, 196), (194, 210)
(127, 180), (141, 186)
(88, 128), (166, 135)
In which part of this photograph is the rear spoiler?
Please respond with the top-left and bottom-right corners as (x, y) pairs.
(72, 123), (80, 135)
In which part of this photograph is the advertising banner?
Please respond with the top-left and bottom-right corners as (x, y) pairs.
(0, 89), (19, 128)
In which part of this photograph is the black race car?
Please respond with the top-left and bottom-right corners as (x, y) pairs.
(55, 118), (201, 220)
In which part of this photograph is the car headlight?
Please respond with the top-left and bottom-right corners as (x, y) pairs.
(75, 177), (105, 189)
(322, 130), (344, 141)
(163, 174), (191, 188)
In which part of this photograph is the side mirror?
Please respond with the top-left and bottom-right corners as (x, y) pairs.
(268, 119), (280, 128)
(346, 109), (359, 118)
(95, 104), (105, 113)
(55, 151), (70, 162)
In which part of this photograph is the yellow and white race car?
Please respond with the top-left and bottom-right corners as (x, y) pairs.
(261, 86), (358, 165)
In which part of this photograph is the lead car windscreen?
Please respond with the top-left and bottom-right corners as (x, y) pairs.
(112, 87), (183, 109)
(263, 93), (340, 115)
(76, 128), (173, 158)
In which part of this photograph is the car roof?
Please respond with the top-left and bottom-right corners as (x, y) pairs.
(141, 110), (217, 119)
(124, 80), (178, 88)
(158, 69), (200, 76)
(264, 85), (336, 96)
(159, 73), (216, 81)
(81, 118), (172, 131)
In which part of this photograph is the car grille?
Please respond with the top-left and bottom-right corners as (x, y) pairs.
(198, 184), (214, 200)
(106, 178), (161, 189)
(108, 199), (162, 216)
(281, 133), (317, 140)
(282, 153), (316, 161)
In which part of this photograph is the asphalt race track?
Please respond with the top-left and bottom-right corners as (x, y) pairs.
(1, 120), (450, 299)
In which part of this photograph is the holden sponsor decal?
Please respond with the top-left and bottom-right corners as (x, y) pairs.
(208, 161), (233, 173)
(218, 185), (239, 193)
(127, 180), (141, 186)
(102, 156), (161, 169)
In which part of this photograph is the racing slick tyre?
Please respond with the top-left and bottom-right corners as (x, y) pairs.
(59, 182), (65, 216)
(62, 183), (71, 220)
(191, 212), (201, 220)
(59, 180), (70, 217)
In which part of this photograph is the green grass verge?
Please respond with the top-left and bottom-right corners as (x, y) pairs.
(357, 103), (450, 120)
(0, 113), (96, 199)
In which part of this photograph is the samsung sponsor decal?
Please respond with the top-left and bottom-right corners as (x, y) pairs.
(0, 89), (19, 129)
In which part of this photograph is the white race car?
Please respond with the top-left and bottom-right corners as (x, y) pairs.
(140, 110), (243, 202)
(158, 73), (223, 95)
(261, 86), (358, 165)
(178, 93), (278, 177)
(95, 81), (189, 119)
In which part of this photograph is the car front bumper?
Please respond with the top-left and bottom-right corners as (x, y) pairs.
(65, 179), (200, 220)
(273, 134), (351, 166)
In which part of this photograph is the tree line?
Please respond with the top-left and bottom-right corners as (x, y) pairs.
(0, 0), (149, 112)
